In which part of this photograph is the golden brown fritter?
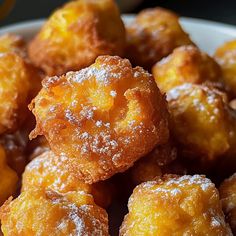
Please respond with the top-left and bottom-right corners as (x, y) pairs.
(215, 40), (236, 97)
(125, 7), (193, 70)
(152, 45), (222, 93)
(0, 34), (42, 134)
(22, 150), (113, 208)
(219, 173), (236, 234)
(0, 189), (109, 236)
(29, 56), (169, 184)
(167, 83), (236, 164)
(120, 175), (232, 236)
(0, 145), (18, 206)
(28, 0), (126, 76)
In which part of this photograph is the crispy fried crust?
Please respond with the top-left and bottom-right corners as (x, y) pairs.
(0, 146), (18, 206)
(0, 34), (42, 134)
(167, 83), (236, 163)
(29, 56), (169, 183)
(125, 7), (193, 70)
(215, 40), (236, 97)
(219, 173), (236, 234)
(120, 175), (232, 235)
(152, 45), (223, 93)
(0, 189), (109, 236)
(22, 150), (113, 208)
(28, 0), (126, 76)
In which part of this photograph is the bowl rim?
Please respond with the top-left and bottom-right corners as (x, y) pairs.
(0, 14), (236, 36)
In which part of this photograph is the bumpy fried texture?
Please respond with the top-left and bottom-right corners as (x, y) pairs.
(120, 175), (232, 236)
(0, 53), (30, 134)
(0, 34), (42, 134)
(125, 7), (193, 70)
(0, 132), (27, 176)
(215, 40), (236, 97)
(219, 173), (236, 234)
(0, 189), (109, 236)
(167, 83), (236, 163)
(0, 146), (18, 206)
(152, 45), (222, 93)
(130, 142), (186, 186)
(22, 151), (113, 208)
(28, 0), (126, 76)
(29, 56), (169, 183)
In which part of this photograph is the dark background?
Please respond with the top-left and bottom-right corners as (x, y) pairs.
(0, 0), (236, 27)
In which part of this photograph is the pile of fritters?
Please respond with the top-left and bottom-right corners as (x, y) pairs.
(0, 0), (236, 235)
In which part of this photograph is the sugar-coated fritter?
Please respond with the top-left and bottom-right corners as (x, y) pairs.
(125, 7), (193, 70)
(0, 34), (42, 134)
(22, 150), (113, 208)
(29, 56), (169, 183)
(152, 45), (222, 93)
(215, 40), (236, 97)
(167, 83), (236, 163)
(219, 173), (236, 234)
(28, 0), (126, 76)
(0, 189), (109, 236)
(120, 175), (232, 236)
(0, 146), (18, 206)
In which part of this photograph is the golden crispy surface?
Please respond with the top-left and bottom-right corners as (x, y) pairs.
(22, 150), (113, 208)
(167, 83), (236, 162)
(0, 34), (42, 134)
(29, 56), (169, 183)
(0, 146), (18, 206)
(0, 53), (30, 134)
(0, 189), (109, 236)
(125, 7), (193, 70)
(28, 0), (126, 76)
(219, 173), (236, 234)
(152, 45), (222, 93)
(120, 175), (232, 236)
(215, 40), (236, 97)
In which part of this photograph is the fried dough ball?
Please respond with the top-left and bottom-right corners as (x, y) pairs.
(29, 56), (169, 183)
(28, 0), (126, 76)
(215, 40), (236, 97)
(219, 173), (236, 234)
(0, 189), (109, 236)
(167, 83), (236, 163)
(0, 145), (18, 206)
(120, 175), (232, 236)
(0, 34), (42, 134)
(152, 45), (222, 93)
(125, 7), (193, 70)
(22, 150), (113, 208)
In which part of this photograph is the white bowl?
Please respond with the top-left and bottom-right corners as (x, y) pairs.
(0, 15), (236, 56)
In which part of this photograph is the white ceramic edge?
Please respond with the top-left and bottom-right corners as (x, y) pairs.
(0, 14), (236, 54)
